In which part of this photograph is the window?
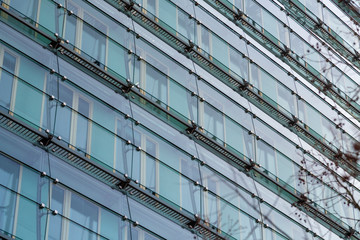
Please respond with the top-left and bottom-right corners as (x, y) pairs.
(135, 52), (169, 108)
(135, 47), (196, 122)
(231, 0), (243, 11)
(208, 31), (230, 69)
(200, 101), (225, 144)
(0, 156), (165, 240)
(141, 135), (159, 192)
(256, 138), (297, 191)
(245, 1), (289, 47)
(197, 26), (249, 81)
(141, 0), (158, 16)
(139, 0), (194, 42)
(178, 158), (200, 212)
(229, 47), (248, 80)
(0, 154), (20, 235)
(299, 0), (322, 19)
(176, 8), (194, 41)
(197, 25), (212, 56)
(0, 45), (48, 128)
(244, 0), (262, 27)
(250, 64), (296, 115)
(130, 128), (159, 192)
(63, 1), (107, 67)
(0, 156), (49, 240)
(2, 0), (38, 20)
(56, 84), (93, 153)
(114, 119), (133, 174)
(69, 192), (99, 240)
(202, 173), (251, 239)
(131, 227), (161, 240)
(256, 141), (276, 176)
(298, 101), (340, 144)
(0, 48), (18, 112)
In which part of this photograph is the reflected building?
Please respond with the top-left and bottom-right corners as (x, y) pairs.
(0, 0), (360, 239)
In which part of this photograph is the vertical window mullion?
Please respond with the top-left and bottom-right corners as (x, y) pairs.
(61, 190), (71, 240)
(70, 93), (78, 148)
(11, 165), (23, 236)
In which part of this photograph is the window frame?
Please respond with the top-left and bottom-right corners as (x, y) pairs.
(62, 0), (109, 67)
(58, 83), (93, 154)
(137, 47), (170, 110)
(0, 47), (20, 115)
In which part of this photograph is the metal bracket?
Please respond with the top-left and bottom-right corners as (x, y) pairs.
(118, 178), (131, 190)
(288, 115), (299, 127)
(184, 40), (195, 53)
(281, 46), (291, 57)
(245, 160), (256, 172)
(186, 121), (197, 134)
(39, 134), (53, 147)
(233, 10), (244, 21)
(124, 1), (135, 11)
(346, 227), (355, 238)
(121, 83), (134, 93)
(49, 34), (62, 50)
(239, 81), (250, 91)
(187, 214), (201, 229)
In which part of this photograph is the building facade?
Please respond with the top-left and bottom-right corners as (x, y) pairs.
(0, 0), (360, 239)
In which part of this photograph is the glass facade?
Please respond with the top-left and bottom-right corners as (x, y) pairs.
(0, 0), (359, 239)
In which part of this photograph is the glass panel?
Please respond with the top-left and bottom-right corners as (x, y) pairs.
(144, 62), (168, 105)
(0, 51), (16, 109)
(277, 152), (295, 189)
(0, 155), (19, 234)
(100, 210), (132, 240)
(277, 84), (295, 115)
(39, 0), (63, 34)
(9, 0), (38, 20)
(69, 193), (98, 240)
(48, 214), (63, 240)
(229, 48), (248, 79)
(177, 9), (194, 41)
(48, 185), (64, 240)
(169, 81), (191, 120)
(212, 34), (229, 69)
(14, 64), (44, 126)
(75, 98), (90, 151)
(16, 197), (45, 240)
(245, 0), (262, 25)
(203, 103), (224, 142)
(64, 14), (77, 47)
(107, 39), (129, 79)
(81, 14), (106, 65)
(55, 94), (72, 143)
(159, 0), (176, 31)
(158, 163), (180, 205)
(257, 140), (276, 176)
